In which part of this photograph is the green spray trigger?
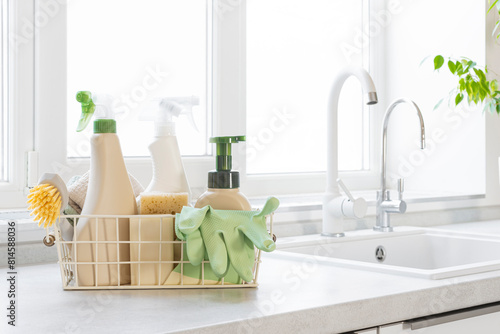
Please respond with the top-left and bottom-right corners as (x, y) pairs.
(76, 91), (96, 132)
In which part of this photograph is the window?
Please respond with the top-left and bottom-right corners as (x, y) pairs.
(66, 0), (209, 158)
(33, 0), (377, 200)
(35, 0), (213, 196)
(382, 0), (485, 196)
(247, 0), (367, 174)
(244, 0), (378, 195)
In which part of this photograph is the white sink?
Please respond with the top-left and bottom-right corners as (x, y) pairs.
(277, 227), (500, 279)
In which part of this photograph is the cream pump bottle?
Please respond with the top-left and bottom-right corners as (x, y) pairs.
(74, 91), (137, 286)
(195, 136), (251, 210)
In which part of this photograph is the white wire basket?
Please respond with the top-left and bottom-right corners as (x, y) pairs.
(47, 213), (274, 290)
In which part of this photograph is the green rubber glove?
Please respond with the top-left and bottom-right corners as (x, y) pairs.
(176, 196), (279, 282)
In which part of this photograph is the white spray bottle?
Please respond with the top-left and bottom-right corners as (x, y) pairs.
(74, 91), (137, 286)
(141, 96), (199, 199)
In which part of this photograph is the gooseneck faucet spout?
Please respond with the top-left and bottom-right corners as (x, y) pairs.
(375, 98), (426, 232)
(322, 67), (377, 237)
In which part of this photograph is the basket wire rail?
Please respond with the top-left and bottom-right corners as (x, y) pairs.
(47, 213), (274, 290)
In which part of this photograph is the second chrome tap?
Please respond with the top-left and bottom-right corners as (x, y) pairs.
(374, 98), (426, 232)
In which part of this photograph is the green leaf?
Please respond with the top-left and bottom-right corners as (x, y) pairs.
(488, 0), (499, 14)
(473, 68), (487, 82)
(472, 81), (480, 93)
(490, 101), (496, 114)
(459, 78), (466, 90)
(492, 20), (500, 37)
(491, 80), (499, 92)
(434, 55), (445, 70)
(455, 93), (464, 106)
(479, 87), (487, 101)
(448, 60), (456, 74)
(481, 84), (491, 99)
(466, 81), (472, 95)
(462, 61), (476, 74)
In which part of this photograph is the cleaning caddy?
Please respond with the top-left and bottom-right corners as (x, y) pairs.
(30, 93), (278, 290)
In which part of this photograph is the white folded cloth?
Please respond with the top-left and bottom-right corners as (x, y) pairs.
(67, 171), (144, 214)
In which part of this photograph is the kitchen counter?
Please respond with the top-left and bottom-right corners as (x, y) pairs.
(3, 221), (500, 334)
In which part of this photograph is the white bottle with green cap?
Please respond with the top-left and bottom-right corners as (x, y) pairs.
(74, 91), (137, 287)
(195, 136), (251, 211)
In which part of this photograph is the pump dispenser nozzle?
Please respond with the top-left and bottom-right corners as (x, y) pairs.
(208, 136), (246, 189)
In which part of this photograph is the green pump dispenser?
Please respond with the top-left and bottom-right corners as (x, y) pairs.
(76, 91), (116, 133)
(208, 136), (245, 189)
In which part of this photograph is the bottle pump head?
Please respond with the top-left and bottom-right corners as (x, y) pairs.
(141, 96), (199, 136)
(76, 91), (116, 133)
(208, 136), (245, 189)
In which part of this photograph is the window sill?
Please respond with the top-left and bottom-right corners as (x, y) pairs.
(0, 190), (487, 246)
(251, 190), (486, 213)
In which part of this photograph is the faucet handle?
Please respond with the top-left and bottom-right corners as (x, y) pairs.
(337, 178), (367, 219)
(398, 178), (404, 200)
(337, 178), (355, 202)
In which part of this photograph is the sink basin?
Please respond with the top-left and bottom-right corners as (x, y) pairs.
(277, 227), (500, 279)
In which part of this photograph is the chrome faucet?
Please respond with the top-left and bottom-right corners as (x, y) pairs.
(322, 67), (378, 237)
(374, 98), (426, 232)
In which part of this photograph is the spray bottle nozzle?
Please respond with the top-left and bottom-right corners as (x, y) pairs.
(141, 95), (200, 136)
(76, 91), (96, 132)
(76, 91), (116, 133)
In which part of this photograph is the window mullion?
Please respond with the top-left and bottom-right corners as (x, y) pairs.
(35, 0), (67, 182)
(212, 0), (247, 178)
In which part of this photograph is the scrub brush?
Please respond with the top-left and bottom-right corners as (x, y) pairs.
(27, 173), (69, 228)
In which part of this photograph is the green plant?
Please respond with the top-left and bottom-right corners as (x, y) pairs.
(431, 2), (500, 113)
(489, 0), (500, 38)
(433, 55), (500, 113)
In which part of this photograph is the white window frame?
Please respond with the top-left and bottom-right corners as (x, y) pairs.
(0, 0), (35, 209)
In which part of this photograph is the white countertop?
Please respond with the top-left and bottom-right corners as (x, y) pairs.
(3, 221), (500, 334)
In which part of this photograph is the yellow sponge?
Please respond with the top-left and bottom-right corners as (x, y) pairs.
(139, 192), (189, 215)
